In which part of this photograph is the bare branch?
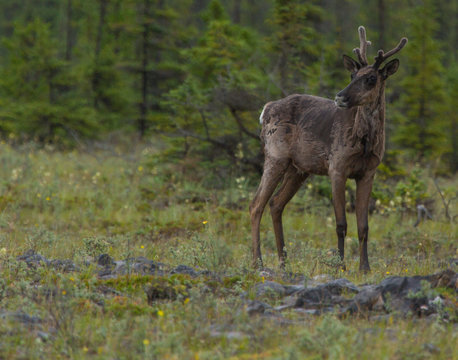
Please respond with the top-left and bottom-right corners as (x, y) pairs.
(433, 178), (452, 221)
(229, 108), (260, 141)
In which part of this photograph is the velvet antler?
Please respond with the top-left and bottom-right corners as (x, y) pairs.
(373, 37), (408, 69)
(353, 26), (372, 66)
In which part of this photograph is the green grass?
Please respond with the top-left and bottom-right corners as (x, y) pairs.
(0, 140), (456, 359)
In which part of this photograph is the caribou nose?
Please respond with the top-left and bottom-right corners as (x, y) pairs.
(334, 94), (348, 108)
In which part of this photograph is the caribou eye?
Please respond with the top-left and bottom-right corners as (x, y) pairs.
(366, 75), (377, 86)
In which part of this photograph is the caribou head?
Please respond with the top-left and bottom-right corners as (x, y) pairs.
(335, 26), (408, 109)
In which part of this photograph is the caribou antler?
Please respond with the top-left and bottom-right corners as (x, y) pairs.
(353, 26), (372, 66)
(373, 37), (408, 69)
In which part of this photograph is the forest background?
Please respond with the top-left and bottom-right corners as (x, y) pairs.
(0, 0), (456, 177)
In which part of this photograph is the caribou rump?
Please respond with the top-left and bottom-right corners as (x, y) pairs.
(250, 26), (407, 272)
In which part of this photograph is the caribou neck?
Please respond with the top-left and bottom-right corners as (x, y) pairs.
(352, 86), (386, 156)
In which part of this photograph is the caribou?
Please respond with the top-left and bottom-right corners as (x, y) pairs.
(250, 26), (407, 272)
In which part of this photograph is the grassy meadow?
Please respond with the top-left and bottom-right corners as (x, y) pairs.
(0, 138), (456, 359)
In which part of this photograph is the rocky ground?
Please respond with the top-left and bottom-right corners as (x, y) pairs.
(9, 250), (457, 329)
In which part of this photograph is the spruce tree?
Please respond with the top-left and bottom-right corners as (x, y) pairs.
(0, 19), (99, 142)
(393, 0), (449, 163)
(269, 0), (322, 95)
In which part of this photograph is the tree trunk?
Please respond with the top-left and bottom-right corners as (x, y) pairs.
(233, 0), (241, 24)
(112, 0), (121, 55)
(138, 0), (151, 138)
(65, 0), (73, 61)
(93, 0), (108, 108)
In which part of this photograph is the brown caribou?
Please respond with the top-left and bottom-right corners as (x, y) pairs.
(250, 26), (407, 272)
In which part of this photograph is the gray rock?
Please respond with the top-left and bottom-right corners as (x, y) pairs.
(245, 300), (272, 315)
(97, 253), (115, 267)
(294, 286), (333, 308)
(423, 343), (440, 354)
(320, 278), (360, 296)
(129, 257), (159, 274)
(378, 274), (440, 316)
(255, 281), (286, 298)
(0, 311), (43, 326)
(379, 275), (427, 297)
(171, 265), (198, 277)
(50, 259), (79, 272)
(346, 285), (384, 315)
(37, 331), (51, 342)
(274, 304), (295, 311)
(295, 307), (334, 315)
(17, 250), (49, 267)
(284, 284), (306, 296)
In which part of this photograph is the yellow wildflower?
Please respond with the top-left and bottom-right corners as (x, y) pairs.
(157, 310), (164, 317)
(143, 339), (150, 346)
(184, 298), (190, 305)
(202, 220), (208, 225)
(140, 245), (144, 249)
(62, 290), (66, 295)
(138, 166), (143, 172)
(46, 196), (51, 201)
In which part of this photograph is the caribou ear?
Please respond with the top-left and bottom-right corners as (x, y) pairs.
(380, 59), (399, 79)
(343, 54), (361, 73)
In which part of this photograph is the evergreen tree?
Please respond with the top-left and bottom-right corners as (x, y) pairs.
(0, 19), (98, 142)
(268, 0), (322, 94)
(164, 0), (265, 171)
(393, 0), (449, 163)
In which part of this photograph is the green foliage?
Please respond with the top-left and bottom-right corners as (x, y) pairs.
(269, 0), (323, 92)
(0, 19), (99, 143)
(394, 168), (428, 206)
(162, 0), (266, 170)
(0, 0), (453, 173)
(393, 0), (450, 162)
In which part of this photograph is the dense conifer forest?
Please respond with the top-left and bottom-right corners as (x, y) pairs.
(0, 0), (455, 174)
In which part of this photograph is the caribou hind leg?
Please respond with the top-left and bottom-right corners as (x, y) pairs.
(269, 166), (309, 268)
(250, 159), (290, 268)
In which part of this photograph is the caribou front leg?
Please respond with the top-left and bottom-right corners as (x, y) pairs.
(355, 172), (375, 272)
(331, 173), (347, 269)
